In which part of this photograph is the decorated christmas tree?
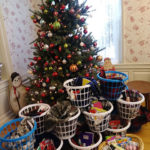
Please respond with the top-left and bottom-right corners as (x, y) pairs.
(26, 0), (103, 104)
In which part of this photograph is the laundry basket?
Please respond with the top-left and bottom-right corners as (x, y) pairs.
(69, 133), (102, 150)
(19, 103), (50, 135)
(54, 108), (81, 140)
(83, 98), (113, 132)
(97, 71), (128, 101)
(63, 78), (91, 108)
(117, 93), (145, 119)
(0, 118), (36, 150)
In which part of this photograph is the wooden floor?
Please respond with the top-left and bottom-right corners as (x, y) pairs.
(135, 122), (150, 150)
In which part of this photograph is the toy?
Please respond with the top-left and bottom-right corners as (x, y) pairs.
(9, 72), (27, 115)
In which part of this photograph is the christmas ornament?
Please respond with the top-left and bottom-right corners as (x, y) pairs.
(30, 62), (34, 66)
(49, 86), (56, 91)
(53, 21), (61, 30)
(44, 67), (48, 71)
(33, 19), (37, 23)
(90, 46), (95, 51)
(58, 67), (63, 71)
(26, 87), (30, 92)
(31, 15), (34, 19)
(77, 61), (82, 65)
(62, 59), (67, 64)
(58, 89), (64, 93)
(64, 43), (68, 48)
(34, 43), (38, 47)
(80, 17), (85, 22)
(93, 42), (97, 47)
(69, 8), (75, 14)
(52, 72), (58, 77)
(84, 29), (88, 34)
(77, 51), (81, 55)
(49, 23), (53, 29)
(85, 73), (89, 77)
(41, 92), (46, 97)
(40, 6), (44, 10)
(86, 6), (90, 10)
(60, 4), (65, 10)
(66, 73), (70, 77)
(96, 55), (103, 62)
(55, 56), (59, 59)
(38, 57), (42, 61)
(53, 11), (58, 16)
(88, 56), (93, 61)
(46, 77), (50, 83)
(74, 35), (79, 40)
(44, 44), (49, 49)
(67, 54), (72, 59)
(35, 91), (39, 95)
(80, 42), (84, 47)
(47, 31), (53, 37)
(31, 98), (35, 101)
(49, 43), (55, 48)
(76, 24), (80, 29)
(70, 64), (78, 72)
(40, 32), (46, 38)
(44, 62), (49, 66)
(58, 46), (62, 52)
(84, 25), (87, 29)
(49, 66), (53, 70)
(51, 97), (54, 100)
(44, 9), (48, 14)
(42, 82), (46, 87)
(40, 19), (45, 25)
(27, 70), (33, 74)
(76, 14), (80, 19)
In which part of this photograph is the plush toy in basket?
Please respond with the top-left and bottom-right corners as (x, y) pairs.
(117, 90), (145, 120)
(97, 71), (128, 101)
(63, 77), (101, 108)
(0, 117), (37, 150)
(83, 97), (113, 132)
(19, 103), (50, 135)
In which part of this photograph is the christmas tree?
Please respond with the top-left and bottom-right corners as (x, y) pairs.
(26, 0), (102, 104)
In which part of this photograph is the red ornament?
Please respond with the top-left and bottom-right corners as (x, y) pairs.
(55, 56), (59, 59)
(93, 42), (97, 47)
(52, 72), (58, 77)
(46, 77), (50, 83)
(40, 100), (43, 103)
(50, 50), (54, 54)
(85, 73), (89, 77)
(51, 60), (56, 64)
(33, 19), (37, 23)
(34, 43), (38, 47)
(37, 84), (40, 87)
(80, 18), (85, 22)
(38, 57), (42, 61)
(40, 6), (44, 10)
(40, 32), (46, 38)
(60, 4), (66, 10)
(26, 87), (30, 91)
(53, 11), (58, 16)
(84, 29), (88, 34)
(50, 43), (55, 48)
(74, 35), (79, 40)
(67, 54), (72, 59)
(49, 24), (53, 29)
(30, 62), (34, 66)
(69, 8), (75, 14)
(85, 6), (90, 10)
(33, 57), (37, 61)
(88, 56), (93, 61)
(41, 92), (46, 97)
(66, 73), (70, 77)
(44, 62), (49, 66)
(58, 46), (62, 52)
(58, 89), (64, 93)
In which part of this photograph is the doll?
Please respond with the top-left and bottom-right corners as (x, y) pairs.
(9, 72), (27, 115)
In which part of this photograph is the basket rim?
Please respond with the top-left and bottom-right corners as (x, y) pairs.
(107, 121), (131, 133)
(97, 71), (128, 83)
(82, 101), (114, 117)
(63, 78), (91, 89)
(67, 108), (81, 121)
(19, 103), (50, 119)
(68, 133), (102, 150)
(0, 118), (37, 142)
(117, 93), (145, 105)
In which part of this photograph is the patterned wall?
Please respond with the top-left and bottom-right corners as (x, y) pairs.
(123, 0), (150, 63)
(0, 0), (40, 76)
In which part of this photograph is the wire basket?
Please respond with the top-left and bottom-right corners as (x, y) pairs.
(98, 134), (144, 150)
(83, 99), (113, 132)
(63, 78), (92, 108)
(97, 71), (128, 101)
(117, 93), (145, 120)
(19, 103), (50, 136)
(68, 133), (102, 150)
(0, 118), (37, 150)
(54, 108), (81, 140)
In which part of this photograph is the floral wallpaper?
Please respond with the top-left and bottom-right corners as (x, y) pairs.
(123, 0), (150, 63)
(0, 0), (41, 76)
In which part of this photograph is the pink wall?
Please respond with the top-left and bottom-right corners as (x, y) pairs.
(123, 0), (150, 64)
(0, 0), (40, 76)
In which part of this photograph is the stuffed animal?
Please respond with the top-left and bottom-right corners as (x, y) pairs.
(9, 72), (27, 115)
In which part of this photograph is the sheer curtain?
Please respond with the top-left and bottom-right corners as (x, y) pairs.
(80, 0), (122, 64)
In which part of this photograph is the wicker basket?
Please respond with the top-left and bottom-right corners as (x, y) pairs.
(63, 78), (92, 108)
(69, 133), (102, 150)
(98, 134), (144, 150)
(19, 103), (50, 136)
(83, 99), (113, 132)
(117, 93), (145, 120)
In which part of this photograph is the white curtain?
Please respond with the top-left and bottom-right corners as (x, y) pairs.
(80, 0), (122, 64)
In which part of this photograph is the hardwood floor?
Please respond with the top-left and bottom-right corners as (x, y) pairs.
(134, 122), (150, 150)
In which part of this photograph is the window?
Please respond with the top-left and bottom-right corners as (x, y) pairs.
(80, 0), (122, 64)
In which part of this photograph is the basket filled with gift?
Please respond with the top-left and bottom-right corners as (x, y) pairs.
(97, 70), (128, 101)
(98, 134), (144, 150)
(69, 130), (102, 150)
(0, 118), (37, 150)
(63, 77), (101, 108)
(45, 101), (80, 140)
(19, 103), (50, 135)
(117, 89), (145, 120)
(83, 97), (113, 132)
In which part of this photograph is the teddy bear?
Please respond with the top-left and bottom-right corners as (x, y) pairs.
(9, 72), (27, 115)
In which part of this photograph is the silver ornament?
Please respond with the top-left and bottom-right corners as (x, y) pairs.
(62, 59), (67, 64)
(77, 51), (82, 55)
(44, 44), (49, 49)
(76, 24), (80, 29)
(47, 31), (53, 37)
(90, 46), (95, 51)
(51, 1), (55, 5)
(35, 91), (39, 95)
(40, 19), (45, 25)
(80, 42), (84, 47)
(49, 86), (56, 91)
(42, 82), (46, 87)
(31, 98), (35, 101)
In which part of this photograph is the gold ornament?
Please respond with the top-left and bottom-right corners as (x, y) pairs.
(51, 97), (54, 100)
(31, 15), (35, 19)
(94, 65), (98, 69)
(44, 67), (48, 71)
(49, 66), (53, 70)
(76, 14), (80, 19)
(64, 43), (68, 48)
(53, 21), (61, 30)
(96, 55), (103, 62)
(44, 9), (48, 14)
(70, 64), (78, 72)
(77, 61), (82, 65)
(58, 67), (63, 71)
